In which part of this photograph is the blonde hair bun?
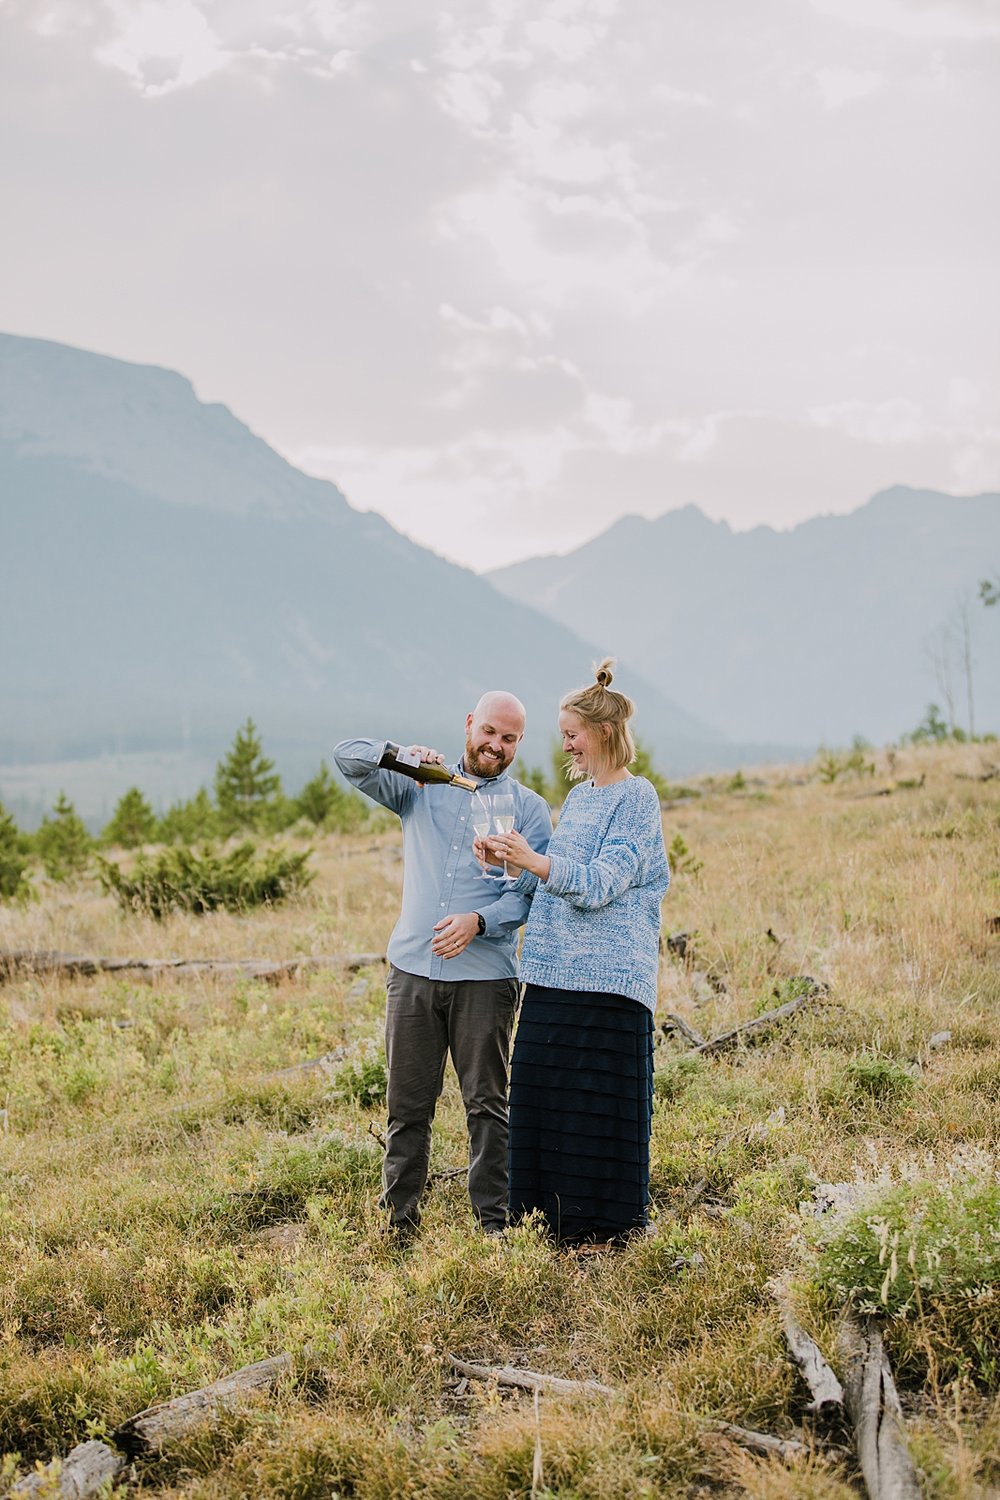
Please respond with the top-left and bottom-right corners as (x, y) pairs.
(560, 656), (635, 779)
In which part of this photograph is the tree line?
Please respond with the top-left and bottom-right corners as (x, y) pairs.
(0, 719), (376, 901)
(0, 720), (683, 906)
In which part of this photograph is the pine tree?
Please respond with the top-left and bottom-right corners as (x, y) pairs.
(157, 788), (219, 845)
(214, 719), (282, 834)
(102, 787), (158, 848)
(632, 739), (672, 800)
(0, 800), (31, 902)
(295, 762), (340, 826)
(35, 792), (93, 882)
(294, 762), (369, 833)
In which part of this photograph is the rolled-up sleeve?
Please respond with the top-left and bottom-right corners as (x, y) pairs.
(333, 738), (417, 816)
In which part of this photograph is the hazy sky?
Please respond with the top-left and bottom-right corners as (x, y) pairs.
(2, 0), (997, 569)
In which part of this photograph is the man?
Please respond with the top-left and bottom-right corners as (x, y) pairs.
(334, 692), (552, 1238)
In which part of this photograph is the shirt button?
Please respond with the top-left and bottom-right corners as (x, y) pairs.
(440, 902), (445, 907)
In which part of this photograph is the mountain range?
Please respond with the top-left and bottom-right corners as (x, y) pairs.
(4, 332), (996, 826)
(0, 333), (733, 820)
(489, 491), (1000, 746)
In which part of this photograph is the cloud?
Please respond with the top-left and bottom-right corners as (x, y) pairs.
(809, 0), (1000, 39)
(815, 67), (884, 107)
(1, 0), (996, 572)
(95, 0), (231, 94)
(809, 398), (926, 445)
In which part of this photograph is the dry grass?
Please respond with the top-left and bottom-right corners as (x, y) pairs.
(0, 741), (998, 1497)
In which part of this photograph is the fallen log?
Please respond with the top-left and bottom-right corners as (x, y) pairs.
(113, 1353), (293, 1456)
(694, 980), (827, 1056)
(446, 1355), (616, 1398)
(0, 950), (385, 984)
(776, 1299), (845, 1419)
(10, 1440), (124, 1498)
(837, 1317), (921, 1500)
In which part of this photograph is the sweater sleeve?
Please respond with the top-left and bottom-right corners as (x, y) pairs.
(542, 781), (661, 911)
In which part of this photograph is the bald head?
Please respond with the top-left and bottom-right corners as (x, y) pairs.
(464, 691), (526, 778)
(473, 691), (526, 729)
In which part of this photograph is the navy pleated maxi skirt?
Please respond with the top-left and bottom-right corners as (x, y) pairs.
(508, 984), (654, 1243)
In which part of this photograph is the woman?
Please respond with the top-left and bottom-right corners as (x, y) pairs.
(480, 659), (670, 1247)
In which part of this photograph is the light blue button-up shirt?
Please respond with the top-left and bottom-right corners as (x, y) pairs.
(333, 738), (553, 982)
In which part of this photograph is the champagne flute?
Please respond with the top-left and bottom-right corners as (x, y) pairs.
(491, 793), (516, 876)
(470, 791), (494, 878)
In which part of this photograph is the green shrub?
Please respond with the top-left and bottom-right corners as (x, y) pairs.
(34, 792), (93, 881)
(102, 786), (157, 848)
(667, 832), (703, 877)
(654, 1053), (705, 1102)
(816, 738), (874, 783)
(214, 1132), (381, 1231)
(335, 1042), (388, 1109)
(833, 1052), (916, 1107)
(810, 1172), (1000, 1384)
(97, 842), (314, 918)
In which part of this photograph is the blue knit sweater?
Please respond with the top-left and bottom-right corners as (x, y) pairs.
(514, 775), (670, 1013)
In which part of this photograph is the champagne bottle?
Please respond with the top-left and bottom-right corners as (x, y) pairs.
(377, 742), (478, 791)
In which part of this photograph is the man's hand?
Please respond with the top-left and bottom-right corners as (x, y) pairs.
(406, 745), (445, 764)
(432, 912), (480, 959)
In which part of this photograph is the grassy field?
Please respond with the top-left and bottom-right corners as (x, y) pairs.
(1, 741), (998, 1499)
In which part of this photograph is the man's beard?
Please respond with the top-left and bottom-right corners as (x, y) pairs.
(465, 739), (508, 778)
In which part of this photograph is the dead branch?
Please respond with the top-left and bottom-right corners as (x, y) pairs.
(661, 1012), (706, 1049)
(10, 1440), (124, 1498)
(0, 950), (385, 985)
(446, 1355), (616, 1398)
(268, 1047), (348, 1080)
(447, 1357), (808, 1462)
(837, 1316), (921, 1500)
(704, 1420), (808, 1460)
(694, 981), (827, 1056)
(113, 1353), (294, 1456)
(658, 1131), (738, 1223)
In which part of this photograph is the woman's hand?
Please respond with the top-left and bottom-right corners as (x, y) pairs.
(473, 836), (504, 869)
(486, 829), (550, 880)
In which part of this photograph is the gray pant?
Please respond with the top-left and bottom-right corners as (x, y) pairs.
(381, 964), (520, 1229)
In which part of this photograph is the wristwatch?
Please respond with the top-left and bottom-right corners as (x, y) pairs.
(475, 913), (486, 936)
